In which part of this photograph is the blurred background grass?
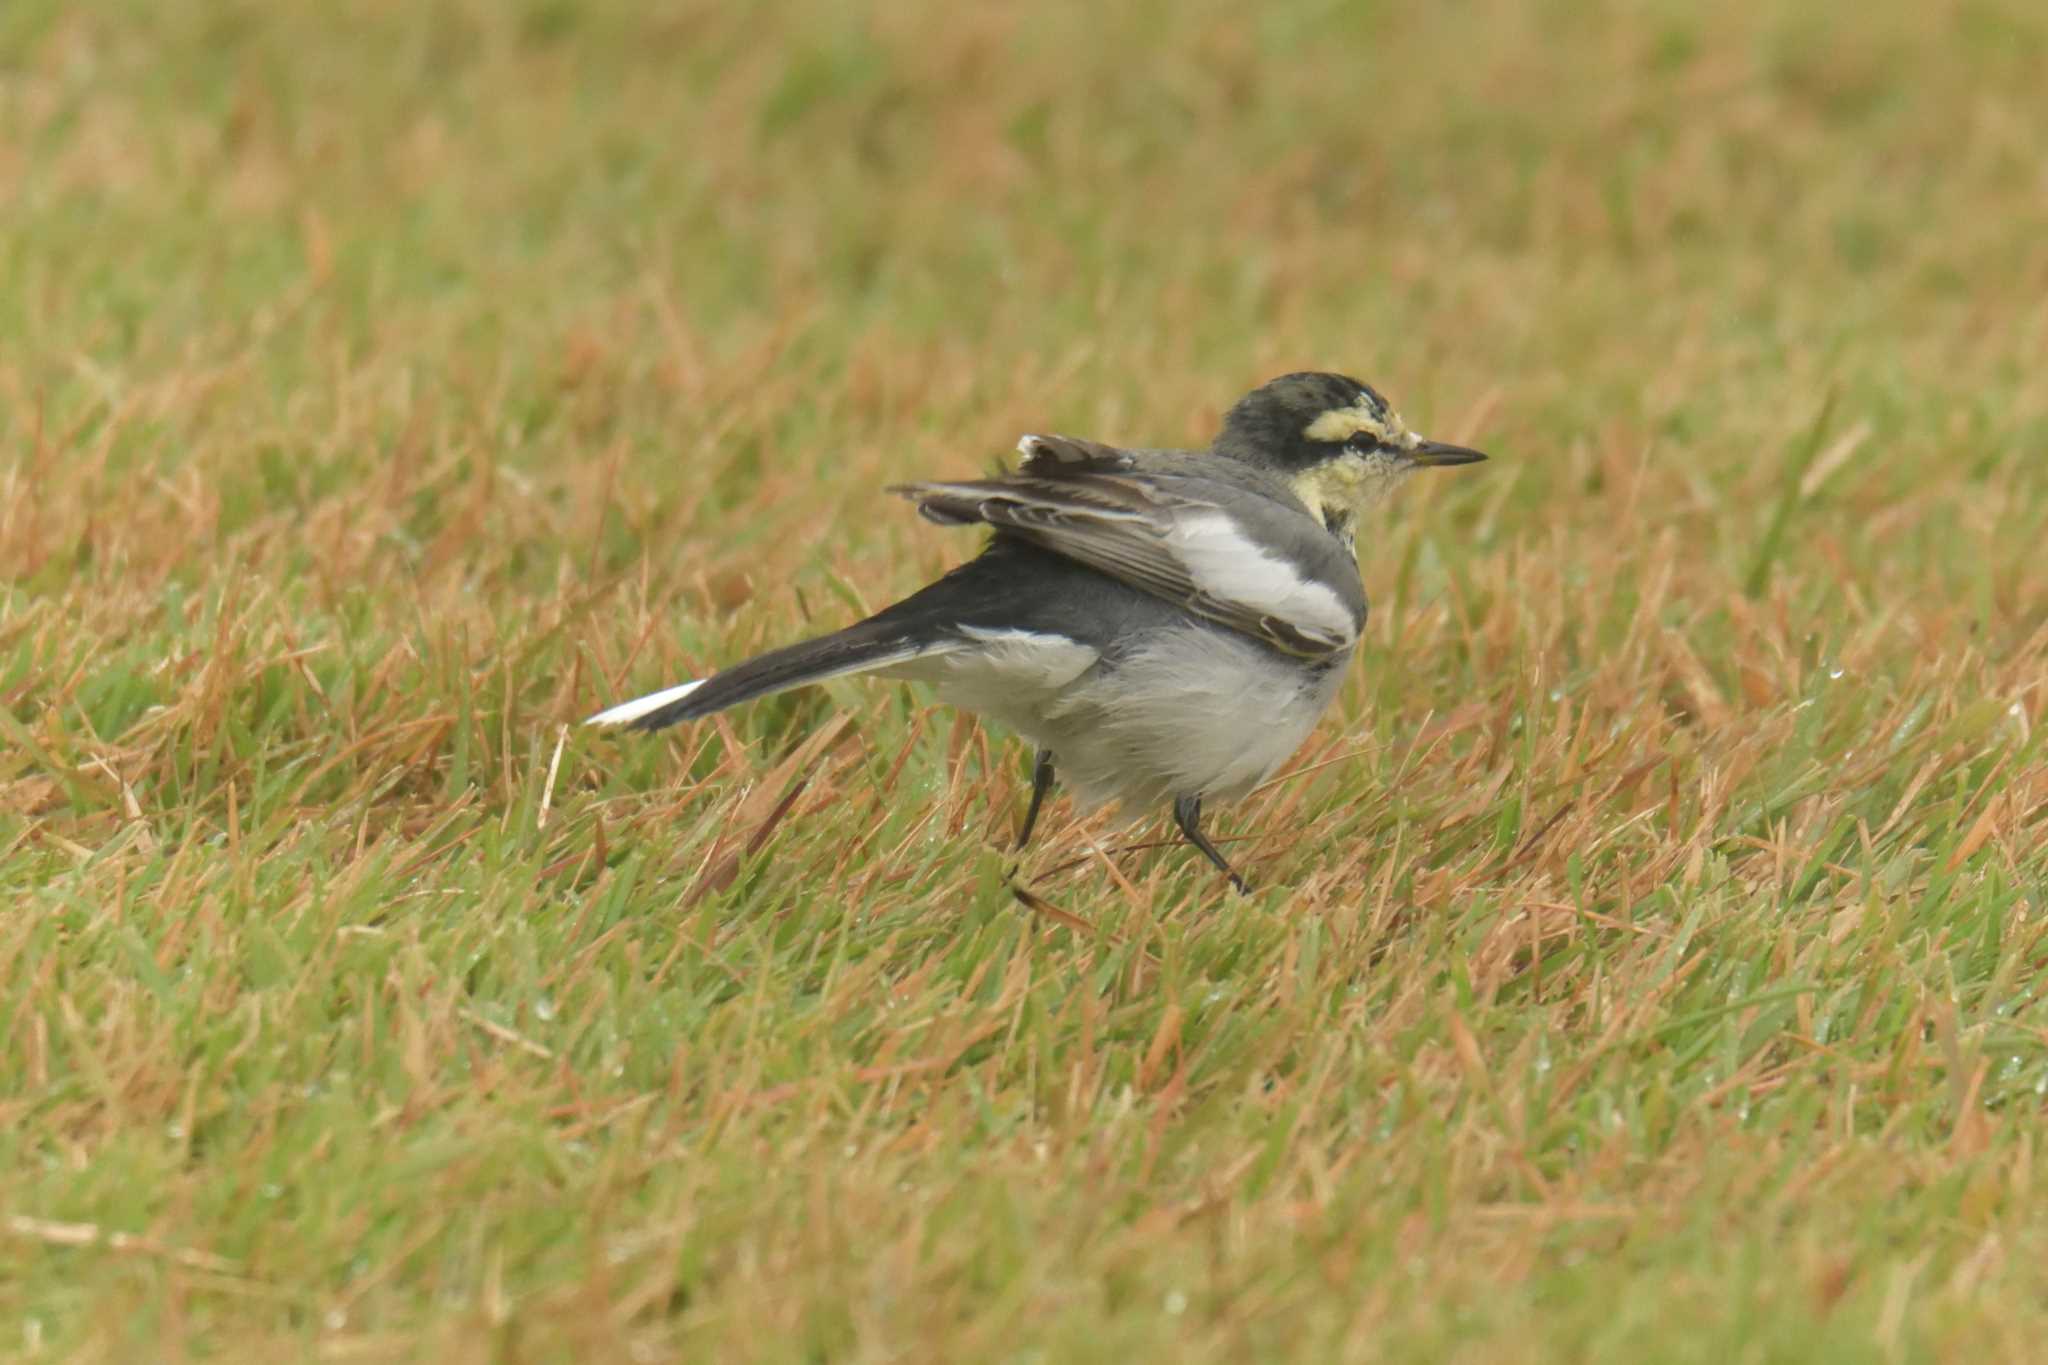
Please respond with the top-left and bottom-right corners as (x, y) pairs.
(3, 0), (2047, 1360)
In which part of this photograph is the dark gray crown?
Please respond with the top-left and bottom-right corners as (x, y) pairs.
(1214, 372), (1391, 467)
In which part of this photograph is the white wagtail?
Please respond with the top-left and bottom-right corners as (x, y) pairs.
(588, 372), (1486, 890)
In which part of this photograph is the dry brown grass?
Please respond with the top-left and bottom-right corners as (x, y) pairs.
(4, 0), (2048, 1359)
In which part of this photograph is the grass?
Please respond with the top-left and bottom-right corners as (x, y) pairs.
(3, 0), (2047, 1358)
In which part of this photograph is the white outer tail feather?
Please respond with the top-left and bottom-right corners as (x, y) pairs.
(583, 640), (945, 730)
(583, 678), (706, 727)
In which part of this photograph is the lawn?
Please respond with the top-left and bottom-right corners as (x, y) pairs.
(4, 0), (2047, 1359)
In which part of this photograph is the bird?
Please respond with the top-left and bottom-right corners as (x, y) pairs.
(587, 372), (1487, 891)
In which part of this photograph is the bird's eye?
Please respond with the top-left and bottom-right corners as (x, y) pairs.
(1344, 432), (1380, 454)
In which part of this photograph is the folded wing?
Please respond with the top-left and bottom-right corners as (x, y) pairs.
(891, 439), (1364, 659)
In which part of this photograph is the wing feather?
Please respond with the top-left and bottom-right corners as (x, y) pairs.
(890, 461), (1362, 659)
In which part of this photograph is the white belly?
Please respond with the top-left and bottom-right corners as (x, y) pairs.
(896, 625), (1348, 813)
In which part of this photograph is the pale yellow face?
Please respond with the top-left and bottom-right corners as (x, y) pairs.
(1302, 400), (1408, 447)
(1291, 400), (1425, 545)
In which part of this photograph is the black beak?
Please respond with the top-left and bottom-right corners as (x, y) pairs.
(1407, 439), (1489, 468)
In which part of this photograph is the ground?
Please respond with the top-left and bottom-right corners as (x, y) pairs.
(4, 0), (2047, 1360)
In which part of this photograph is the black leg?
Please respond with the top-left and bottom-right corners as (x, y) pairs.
(1016, 748), (1056, 850)
(1172, 795), (1250, 893)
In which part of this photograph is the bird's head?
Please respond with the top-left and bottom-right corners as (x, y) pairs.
(1214, 372), (1487, 545)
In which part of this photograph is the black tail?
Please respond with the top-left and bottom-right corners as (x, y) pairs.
(587, 620), (935, 733)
